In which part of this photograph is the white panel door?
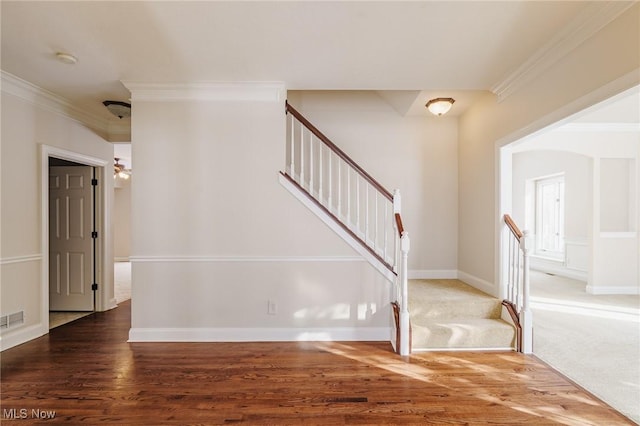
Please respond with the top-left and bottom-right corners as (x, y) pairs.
(49, 166), (94, 311)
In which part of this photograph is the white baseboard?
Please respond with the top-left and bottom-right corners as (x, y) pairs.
(106, 298), (118, 310)
(129, 326), (390, 343)
(586, 285), (640, 295)
(408, 269), (458, 279)
(531, 261), (587, 282)
(457, 271), (497, 297)
(0, 323), (47, 352)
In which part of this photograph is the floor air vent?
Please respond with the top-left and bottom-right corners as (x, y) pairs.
(324, 397), (368, 403)
(0, 311), (24, 329)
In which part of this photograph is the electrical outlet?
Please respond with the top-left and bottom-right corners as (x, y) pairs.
(267, 300), (277, 315)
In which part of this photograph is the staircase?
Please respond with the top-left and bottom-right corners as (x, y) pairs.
(279, 101), (530, 355)
(280, 101), (411, 355)
(409, 279), (516, 351)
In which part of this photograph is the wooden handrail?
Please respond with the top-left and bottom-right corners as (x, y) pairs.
(502, 300), (522, 353)
(395, 213), (404, 237)
(504, 214), (523, 241)
(286, 101), (393, 202)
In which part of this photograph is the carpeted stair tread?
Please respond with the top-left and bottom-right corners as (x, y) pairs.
(409, 279), (516, 350)
(409, 279), (502, 320)
(412, 318), (515, 350)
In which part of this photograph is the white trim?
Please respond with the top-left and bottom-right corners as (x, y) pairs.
(408, 270), (457, 279)
(0, 254), (42, 265)
(41, 145), (112, 330)
(0, 71), (129, 141)
(457, 271), (497, 297)
(123, 81), (286, 103)
(532, 298), (639, 321)
(491, 2), (635, 101)
(128, 327), (390, 343)
(130, 255), (366, 263)
(531, 254), (589, 281)
(557, 123), (640, 133)
(0, 323), (48, 352)
(114, 257), (130, 262)
(586, 285), (640, 295)
(279, 173), (396, 283)
(412, 347), (514, 353)
(107, 298), (118, 310)
(531, 264), (588, 283)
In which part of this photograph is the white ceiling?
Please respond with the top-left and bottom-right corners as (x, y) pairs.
(2, 1), (603, 122)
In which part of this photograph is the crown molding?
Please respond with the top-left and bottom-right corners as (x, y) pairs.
(492, 2), (636, 102)
(556, 122), (640, 133)
(1, 70), (130, 141)
(122, 81), (286, 102)
(1, 70), (108, 134)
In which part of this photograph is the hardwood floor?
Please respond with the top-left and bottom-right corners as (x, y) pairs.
(1, 301), (634, 425)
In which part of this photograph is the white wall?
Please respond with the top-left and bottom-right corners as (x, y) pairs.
(0, 73), (114, 351)
(510, 127), (639, 293)
(114, 176), (131, 261)
(512, 150), (592, 280)
(127, 84), (391, 342)
(288, 91), (459, 277)
(458, 5), (640, 296)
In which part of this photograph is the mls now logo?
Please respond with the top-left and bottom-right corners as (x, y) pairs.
(3, 408), (56, 420)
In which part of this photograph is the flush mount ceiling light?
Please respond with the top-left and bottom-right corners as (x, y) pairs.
(102, 100), (131, 119)
(425, 97), (455, 116)
(55, 52), (78, 65)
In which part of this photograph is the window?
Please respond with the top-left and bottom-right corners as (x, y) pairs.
(535, 175), (565, 259)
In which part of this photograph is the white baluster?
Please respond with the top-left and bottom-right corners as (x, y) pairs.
(392, 189), (401, 272)
(328, 151), (332, 211)
(289, 115), (295, 178)
(521, 230), (533, 354)
(365, 183), (369, 244)
(337, 161), (342, 218)
(347, 169), (351, 226)
(318, 144), (323, 205)
(356, 177), (361, 233)
(309, 134), (314, 196)
(300, 125), (305, 187)
(509, 236), (515, 303)
(383, 201), (388, 262)
(374, 192), (378, 252)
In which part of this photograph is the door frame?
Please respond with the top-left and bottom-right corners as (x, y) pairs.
(40, 145), (112, 330)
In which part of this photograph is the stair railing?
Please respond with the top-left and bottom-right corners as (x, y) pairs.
(284, 101), (411, 355)
(503, 214), (533, 353)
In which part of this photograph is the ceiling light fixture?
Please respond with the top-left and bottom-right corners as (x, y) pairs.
(114, 158), (131, 180)
(425, 97), (455, 116)
(55, 52), (78, 65)
(103, 100), (131, 119)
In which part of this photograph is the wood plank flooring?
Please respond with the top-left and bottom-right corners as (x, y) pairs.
(1, 300), (634, 425)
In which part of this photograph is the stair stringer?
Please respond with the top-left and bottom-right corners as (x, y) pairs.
(279, 172), (396, 283)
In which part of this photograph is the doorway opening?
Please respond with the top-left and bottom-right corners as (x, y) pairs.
(498, 85), (640, 422)
(41, 145), (111, 332)
(48, 157), (96, 328)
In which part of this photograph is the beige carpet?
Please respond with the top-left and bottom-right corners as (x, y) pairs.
(531, 271), (640, 424)
(409, 279), (515, 350)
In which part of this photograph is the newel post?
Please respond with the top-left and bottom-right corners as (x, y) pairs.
(399, 231), (411, 356)
(520, 230), (533, 354)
